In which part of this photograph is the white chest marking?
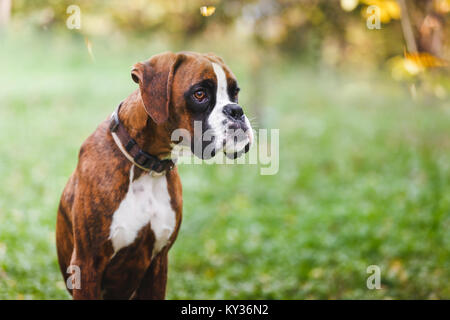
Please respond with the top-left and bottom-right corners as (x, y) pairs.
(109, 166), (176, 258)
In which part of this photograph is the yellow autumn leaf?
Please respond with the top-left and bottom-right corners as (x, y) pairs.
(434, 0), (450, 13)
(200, 6), (216, 17)
(404, 51), (448, 68)
(388, 55), (421, 80)
(341, 0), (359, 11)
(361, 0), (400, 23)
(403, 58), (424, 75)
(384, 0), (401, 19)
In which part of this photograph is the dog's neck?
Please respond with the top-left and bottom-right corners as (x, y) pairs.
(118, 90), (173, 160)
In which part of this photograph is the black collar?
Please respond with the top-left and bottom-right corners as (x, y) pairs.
(109, 102), (175, 174)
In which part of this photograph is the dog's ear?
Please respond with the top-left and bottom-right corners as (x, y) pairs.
(131, 52), (185, 124)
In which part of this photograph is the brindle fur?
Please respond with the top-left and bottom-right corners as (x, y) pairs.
(56, 52), (234, 299)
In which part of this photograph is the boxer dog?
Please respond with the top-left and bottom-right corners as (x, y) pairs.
(56, 52), (253, 299)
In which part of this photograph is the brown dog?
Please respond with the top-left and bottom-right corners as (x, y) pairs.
(56, 52), (253, 299)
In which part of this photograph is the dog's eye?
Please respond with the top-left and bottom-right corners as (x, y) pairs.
(193, 90), (207, 102)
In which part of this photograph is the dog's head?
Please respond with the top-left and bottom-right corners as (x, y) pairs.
(131, 51), (253, 159)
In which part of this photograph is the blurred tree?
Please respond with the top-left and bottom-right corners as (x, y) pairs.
(6, 0), (449, 99)
(398, 0), (418, 52)
(411, 0), (446, 57)
(8, 1), (449, 61)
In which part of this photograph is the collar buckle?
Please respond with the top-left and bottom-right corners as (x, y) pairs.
(134, 150), (155, 169)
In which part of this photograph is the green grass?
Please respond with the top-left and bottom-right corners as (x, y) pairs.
(0, 32), (449, 299)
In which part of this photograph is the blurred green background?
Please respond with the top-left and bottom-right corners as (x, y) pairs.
(0, 0), (449, 299)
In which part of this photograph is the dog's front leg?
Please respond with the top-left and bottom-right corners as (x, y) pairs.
(69, 210), (110, 300)
(132, 250), (169, 300)
(69, 247), (109, 300)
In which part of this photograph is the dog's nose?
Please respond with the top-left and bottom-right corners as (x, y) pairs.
(223, 104), (244, 121)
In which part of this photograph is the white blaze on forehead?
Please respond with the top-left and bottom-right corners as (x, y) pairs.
(208, 61), (254, 153)
(212, 62), (231, 105)
(207, 62), (230, 149)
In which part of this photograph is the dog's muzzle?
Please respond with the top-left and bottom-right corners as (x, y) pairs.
(221, 104), (253, 159)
